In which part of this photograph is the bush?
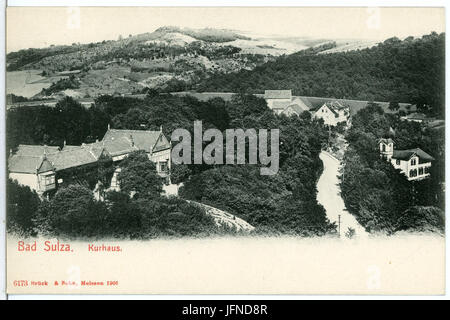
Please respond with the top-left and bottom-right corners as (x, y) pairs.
(35, 184), (109, 238)
(6, 179), (41, 237)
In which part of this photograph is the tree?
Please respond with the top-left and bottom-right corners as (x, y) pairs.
(197, 32), (445, 119)
(170, 164), (192, 184)
(36, 184), (109, 237)
(97, 153), (115, 187)
(53, 96), (91, 145)
(117, 151), (163, 197)
(6, 179), (41, 237)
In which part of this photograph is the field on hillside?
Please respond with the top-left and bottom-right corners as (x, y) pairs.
(6, 70), (51, 98)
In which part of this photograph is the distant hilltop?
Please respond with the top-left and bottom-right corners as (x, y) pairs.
(151, 26), (251, 43)
(6, 26), (343, 99)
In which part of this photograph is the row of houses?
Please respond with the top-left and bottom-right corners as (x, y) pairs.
(8, 126), (171, 196)
(264, 90), (435, 181)
(263, 89), (350, 126)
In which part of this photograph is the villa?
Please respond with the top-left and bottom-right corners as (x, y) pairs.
(379, 138), (434, 181)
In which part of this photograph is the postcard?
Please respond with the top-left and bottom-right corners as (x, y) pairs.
(4, 6), (446, 295)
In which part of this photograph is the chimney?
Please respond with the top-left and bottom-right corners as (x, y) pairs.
(160, 125), (163, 132)
(108, 123), (111, 130)
(96, 139), (99, 143)
(63, 140), (66, 147)
(9, 149), (12, 156)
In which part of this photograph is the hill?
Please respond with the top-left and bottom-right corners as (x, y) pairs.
(6, 26), (357, 99)
(195, 32), (445, 118)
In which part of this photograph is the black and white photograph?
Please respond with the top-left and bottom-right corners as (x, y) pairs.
(2, 4), (447, 297)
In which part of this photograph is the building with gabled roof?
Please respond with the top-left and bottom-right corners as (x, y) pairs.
(263, 90), (312, 116)
(264, 90), (292, 113)
(281, 98), (311, 117)
(379, 138), (434, 181)
(8, 126), (171, 195)
(313, 101), (350, 126)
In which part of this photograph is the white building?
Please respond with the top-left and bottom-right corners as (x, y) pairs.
(8, 127), (171, 195)
(263, 90), (311, 116)
(313, 101), (350, 126)
(379, 138), (434, 181)
(264, 90), (292, 112)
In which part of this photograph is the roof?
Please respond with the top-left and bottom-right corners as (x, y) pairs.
(319, 101), (349, 117)
(402, 112), (427, 120)
(63, 143), (108, 159)
(291, 97), (313, 110)
(282, 103), (309, 115)
(264, 90), (292, 99)
(379, 138), (394, 145)
(326, 100), (347, 109)
(15, 145), (60, 157)
(392, 148), (435, 163)
(47, 148), (99, 171)
(104, 137), (140, 157)
(102, 129), (162, 153)
(9, 129), (171, 174)
(271, 100), (291, 110)
(8, 155), (54, 174)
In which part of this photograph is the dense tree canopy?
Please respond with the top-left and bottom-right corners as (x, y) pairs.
(6, 179), (41, 237)
(118, 151), (164, 197)
(196, 33), (445, 118)
(178, 94), (335, 235)
(31, 185), (221, 239)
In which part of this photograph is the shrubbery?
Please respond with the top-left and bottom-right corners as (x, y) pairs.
(6, 180), (41, 237)
(8, 181), (223, 239)
(41, 75), (80, 96)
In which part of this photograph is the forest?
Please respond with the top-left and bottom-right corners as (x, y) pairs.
(7, 93), (335, 238)
(195, 32), (445, 118)
(340, 103), (445, 234)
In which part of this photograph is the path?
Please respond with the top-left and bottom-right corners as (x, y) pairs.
(317, 151), (368, 238)
(187, 200), (255, 232)
(162, 183), (255, 232)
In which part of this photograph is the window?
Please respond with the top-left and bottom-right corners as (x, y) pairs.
(159, 161), (168, 172)
(44, 175), (55, 185)
(418, 167), (424, 175)
(409, 169), (417, 178)
(396, 160), (400, 165)
(425, 166), (430, 174)
(411, 158), (416, 166)
(110, 176), (118, 188)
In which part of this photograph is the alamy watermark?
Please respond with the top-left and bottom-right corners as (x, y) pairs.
(171, 121), (279, 175)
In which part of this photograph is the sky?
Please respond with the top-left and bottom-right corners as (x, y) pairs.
(6, 7), (445, 52)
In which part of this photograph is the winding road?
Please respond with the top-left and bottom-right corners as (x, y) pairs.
(317, 151), (368, 238)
